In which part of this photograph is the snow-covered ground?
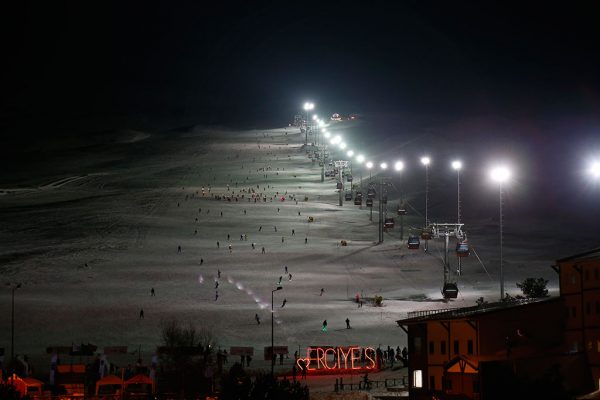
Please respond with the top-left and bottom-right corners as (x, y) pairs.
(0, 124), (592, 391)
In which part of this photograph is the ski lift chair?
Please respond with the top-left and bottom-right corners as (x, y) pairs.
(456, 242), (470, 257)
(442, 283), (459, 299)
(366, 198), (374, 207)
(384, 218), (395, 229)
(407, 236), (420, 249)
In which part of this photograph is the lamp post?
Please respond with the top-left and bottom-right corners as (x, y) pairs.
(303, 102), (314, 146)
(395, 161), (404, 240)
(451, 160), (463, 224)
(378, 163), (388, 243)
(491, 166), (510, 301)
(366, 162), (373, 221)
(11, 283), (21, 362)
(271, 285), (282, 378)
(421, 157), (431, 252)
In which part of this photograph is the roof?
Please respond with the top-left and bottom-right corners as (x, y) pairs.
(96, 375), (123, 386)
(557, 247), (600, 263)
(396, 297), (559, 325)
(125, 374), (153, 386)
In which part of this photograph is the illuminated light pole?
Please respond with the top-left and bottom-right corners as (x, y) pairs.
(490, 166), (510, 301)
(451, 160), (463, 224)
(589, 161), (600, 179)
(347, 150), (354, 177)
(303, 102), (314, 146)
(421, 156), (431, 252)
(11, 283), (21, 362)
(378, 163), (388, 243)
(271, 285), (282, 378)
(366, 161), (373, 221)
(395, 161), (405, 240)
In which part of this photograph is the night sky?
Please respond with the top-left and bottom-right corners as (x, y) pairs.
(3, 2), (600, 217)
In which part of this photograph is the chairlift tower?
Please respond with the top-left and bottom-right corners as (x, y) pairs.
(430, 223), (466, 299)
(335, 160), (349, 206)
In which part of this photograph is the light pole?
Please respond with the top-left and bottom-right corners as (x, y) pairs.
(491, 166), (510, 301)
(366, 162), (373, 221)
(303, 102), (314, 146)
(452, 160), (463, 224)
(11, 283), (21, 362)
(395, 161), (404, 240)
(378, 163), (388, 243)
(271, 285), (282, 378)
(421, 157), (431, 252)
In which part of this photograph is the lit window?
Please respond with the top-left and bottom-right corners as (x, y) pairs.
(413, 370), (423, 388)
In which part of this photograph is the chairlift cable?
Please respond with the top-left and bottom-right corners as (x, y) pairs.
(471, 246), (494, 282)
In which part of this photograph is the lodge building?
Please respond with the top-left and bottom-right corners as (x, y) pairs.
(397, 247), (600, 399)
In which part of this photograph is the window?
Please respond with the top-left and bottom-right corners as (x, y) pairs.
(572, 306), (577, 318)
(587, 302), (591, 315)
(586, 270), (590, 281)
(454, 340), (459, 354)
(430, 376), (435, 390)
(413, 370), (423, 388)
(414, 337), (421, 356)
(441, 341), (447, 355)
(429, 341), (434, 355)
(467, 340), (474, 355)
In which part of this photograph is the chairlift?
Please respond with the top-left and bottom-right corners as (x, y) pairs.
(456, 242), (470, 257)
(397, 207), (407, 216)
(421, 229), (432, 240)
(384, 218), (395, 229)
(366, 198), (374, 207)
(345, 192), (352, 201)
(407, 235), (420, 249)
(346, 175), (353, 182)
(354, 192), (363, 205)
(336, 182), (343, 190)
(367, 188), (376, 199)
(442, 283), (459, 299)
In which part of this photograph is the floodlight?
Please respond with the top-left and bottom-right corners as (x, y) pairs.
(421, 156), (431, 166)
(366, 161), (373, 169)
(380, 162), (388, 170)
(394, 161), (404, 171)
(347, 150), (354, 157)
(356, 154), (365, 164)
(490, 166), (510, 183)
(452, 160), (462, 170)
(303, 102), (314, 111)
(339, 142), (346, 149)
(324, 131), (331, 139)
(312, 115), (318, 121)
(589, 161), (600, 178)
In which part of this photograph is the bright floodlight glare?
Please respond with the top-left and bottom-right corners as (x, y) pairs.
(490, 166), (510, 183)
(333, 135), (342, 144)
(356, 154), (365, 163)
(312, 115), (318, 121)
(394, 161), (404, 171)
(380, 162), (388, 170)
(347, 150), (354, 157)
(329, 138), (336, 145)
(339, 142), (347, 149)
(421, 156), (431, 166)
(452, 160), (463, 170)
(590, 161), (600, 178)
(303, 102), (314, 111)
(366, 161), (373, 169)
(318, 120), (325, 127)
(324, 131), (331, 139)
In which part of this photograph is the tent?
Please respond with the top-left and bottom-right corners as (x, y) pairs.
(23, 377), (44, 397)
(95, 374), (123, 395)
(124, 374), (154, 394)
(6, 375), (43, 397)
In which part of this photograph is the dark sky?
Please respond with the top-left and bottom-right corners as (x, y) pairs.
(4, 1), (600, 127)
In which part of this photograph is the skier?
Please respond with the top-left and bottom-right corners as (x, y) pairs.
(320, 288), (324, 296)
(255, 314), (260, 325)
(346, 318), (351, 329)
(292, 229), (295, 236)
(281, 298), (287, 308)
(217, 241), (220, 248)
(215, 290), (219, 301)
(218, 269), (221, 278)
(177, 245), (182, 253)
(322, 320), (328, 332)
(150, 288), (155, 296)
(284, 266), (288, 274)
(139, 309), (144, 319)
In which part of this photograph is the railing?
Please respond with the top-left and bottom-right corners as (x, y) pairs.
(405, 298), (544, 320)
(334, 376), (407, 392)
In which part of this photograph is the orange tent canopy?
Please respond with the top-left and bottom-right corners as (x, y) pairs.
(95, 375), (123, 395)
(124, 374), (153, 386)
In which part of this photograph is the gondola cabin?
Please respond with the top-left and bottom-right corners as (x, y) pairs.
(354, 195), (362, 205)
(421, 229), (432, 240)
(442, 282), (459, 299)
(344, 192), (352, 201)
(336, 182), (343, 190)
(456, 242), (470, 257)
(384, 218), (395, 229)
(367, 188), (376, 199)
(366, 198), (374, 207)
(407, 235), (420, 249)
